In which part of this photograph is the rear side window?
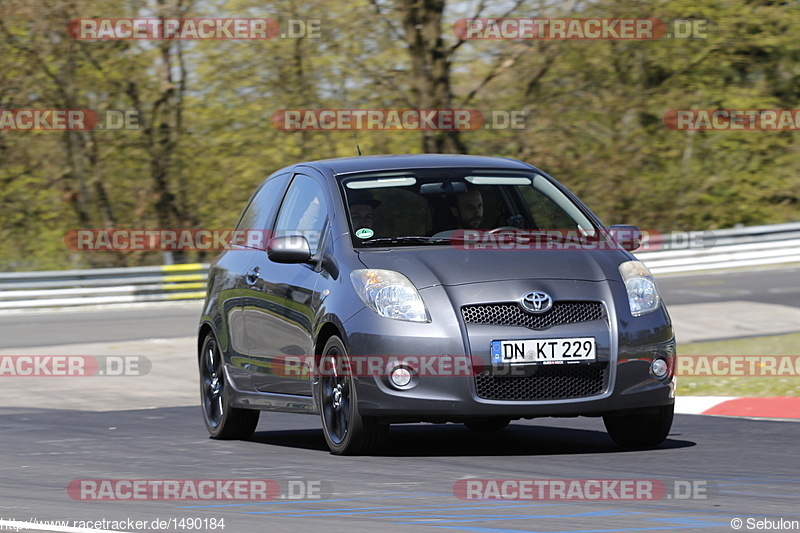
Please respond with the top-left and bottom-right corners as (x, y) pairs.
(235, 172), (291, 249)
(273, 174), (329, 255)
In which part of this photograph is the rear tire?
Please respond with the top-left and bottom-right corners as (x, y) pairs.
(464, 418), (510, 431)
(603, 404), (673, 448)
(317, 336), (388, 455)
(199, 332), (259, 440)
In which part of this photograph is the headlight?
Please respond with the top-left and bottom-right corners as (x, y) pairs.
(350, 269), (429, 322)
(618, 261), (660, 316)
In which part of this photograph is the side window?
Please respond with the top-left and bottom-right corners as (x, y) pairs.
(274, 174), (328, 255)
(235, 172), (291, 249)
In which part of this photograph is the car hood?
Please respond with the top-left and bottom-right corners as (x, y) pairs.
(355, 247), (629, 289)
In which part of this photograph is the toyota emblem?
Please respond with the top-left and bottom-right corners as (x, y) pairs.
(520, 291), (553, 313)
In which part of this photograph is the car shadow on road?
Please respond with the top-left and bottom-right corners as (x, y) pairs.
(250, 428), (330, 451)
(250, 423), (694, 456)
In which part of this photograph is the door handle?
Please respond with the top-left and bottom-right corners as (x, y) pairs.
(245, 266), (260, 286)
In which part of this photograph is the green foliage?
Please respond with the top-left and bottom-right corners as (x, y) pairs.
(1, 0), (799, 270)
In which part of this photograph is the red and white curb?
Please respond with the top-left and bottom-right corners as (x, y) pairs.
(676, 396), (800, 419)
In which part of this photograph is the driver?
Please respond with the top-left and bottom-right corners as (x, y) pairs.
(451, 187), (484, 229)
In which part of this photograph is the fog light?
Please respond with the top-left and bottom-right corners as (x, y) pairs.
(651, 358), (668, 378)
(390, 367), (412, 387)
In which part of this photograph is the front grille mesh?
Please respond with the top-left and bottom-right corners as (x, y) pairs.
(462, 301), (604, 329)
(475, 363), (607, 401)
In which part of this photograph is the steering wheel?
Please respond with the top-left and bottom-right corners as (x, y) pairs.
(429, 229), (456, 240)
(488, 226), (520, 233)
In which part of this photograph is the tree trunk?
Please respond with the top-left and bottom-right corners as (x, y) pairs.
(399, 0), (466, 154)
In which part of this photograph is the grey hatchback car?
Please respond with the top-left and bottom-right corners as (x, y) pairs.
(198, 154), (675, 455)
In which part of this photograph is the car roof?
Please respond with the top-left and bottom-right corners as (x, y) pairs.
(297, 154), (537, 177)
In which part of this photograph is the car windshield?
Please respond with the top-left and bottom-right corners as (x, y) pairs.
(341, 169), (602, 247)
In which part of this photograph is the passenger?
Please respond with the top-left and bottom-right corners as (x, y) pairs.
(348, 190), (381, 230)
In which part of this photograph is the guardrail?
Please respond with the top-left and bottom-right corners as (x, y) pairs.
(637, 221), (800, 274)
(0, 222), (798, 310)
(0, 263), (208, 310)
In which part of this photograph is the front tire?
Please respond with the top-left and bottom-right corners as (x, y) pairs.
(317, 336), (388, 455)
(603, 404), (674, 448)
(199, 332), (259, 440)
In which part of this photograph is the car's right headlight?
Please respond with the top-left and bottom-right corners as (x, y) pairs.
(350, 269), (429, 322)
(618, 261), (660, 316)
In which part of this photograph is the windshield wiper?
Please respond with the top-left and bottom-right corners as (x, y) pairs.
(360, 236), (439, 246)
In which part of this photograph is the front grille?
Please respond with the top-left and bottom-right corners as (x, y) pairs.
(475, 363), (607, 401)
(462, 301), (605, 329)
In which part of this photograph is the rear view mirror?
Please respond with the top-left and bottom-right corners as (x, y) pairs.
(608, 225), (643, 251)
(267, 235), (312, 263)
(419, 181), (467, 195)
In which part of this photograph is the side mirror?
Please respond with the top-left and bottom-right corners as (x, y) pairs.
(267, 235), (312, 263)
(608, 225), (643, 251)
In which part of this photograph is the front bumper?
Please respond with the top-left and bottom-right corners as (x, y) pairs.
(342, 291), (675, 423)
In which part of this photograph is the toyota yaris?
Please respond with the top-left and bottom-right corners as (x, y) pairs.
(198, 154), (675, 455)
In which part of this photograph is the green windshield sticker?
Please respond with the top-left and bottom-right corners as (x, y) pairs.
(355, 228), (374, 239)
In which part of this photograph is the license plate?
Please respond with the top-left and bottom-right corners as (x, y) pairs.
(491, 338), (596, 365)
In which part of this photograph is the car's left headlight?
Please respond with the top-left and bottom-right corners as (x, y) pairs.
(350, 269), (429, 322)
(618, 261), (660, 316)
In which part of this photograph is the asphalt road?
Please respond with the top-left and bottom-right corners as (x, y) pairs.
(1, 407), (798, 533)
(656, 265), (800, 308)
(0, 303), (203, 348)
(1, 266), (799, 532)
(1, 265), (798, 348)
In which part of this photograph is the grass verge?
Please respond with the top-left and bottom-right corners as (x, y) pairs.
(677, 332), (800, 396)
